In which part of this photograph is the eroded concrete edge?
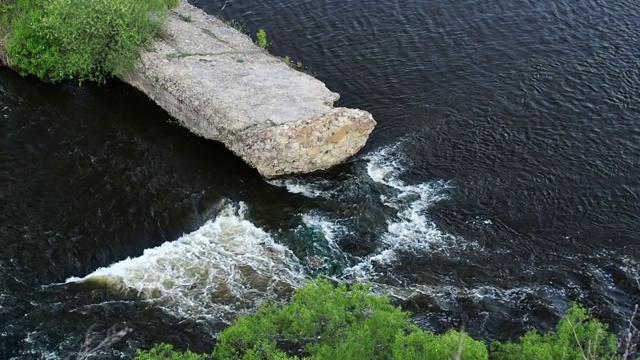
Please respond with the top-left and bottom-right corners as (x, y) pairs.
(231, 108), (376, 178)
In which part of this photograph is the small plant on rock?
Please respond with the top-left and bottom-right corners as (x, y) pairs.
(256, 28), (268, 49)
(226, 20), (246, 34)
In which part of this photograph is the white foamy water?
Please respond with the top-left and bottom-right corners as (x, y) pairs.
(64, 145), (475, 321)
(364, 146), (452, 253)
(301, 213), (348, 255)
(344, 146), (479, 280)
(384, 282), (569, 312)
(620, 255), (640, 284)
(267, 178), (334, 198)
(66, 202), (307, 321)
(14, 332), (62, 360)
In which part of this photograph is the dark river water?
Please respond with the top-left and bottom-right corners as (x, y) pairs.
(2, 0), (640, 358)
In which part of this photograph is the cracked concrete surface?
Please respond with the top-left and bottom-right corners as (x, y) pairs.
(122, 0), (376, 178)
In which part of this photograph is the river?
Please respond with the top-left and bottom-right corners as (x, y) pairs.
(1, 0), (639, 358)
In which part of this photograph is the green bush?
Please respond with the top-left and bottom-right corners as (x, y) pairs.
(213, 279), (487, 360)
(392, 330), (488, 360)
(0, 1), (11, 19)
(256, 28), (268, 49)
(135, 343), (210, 360)
(135, 280), (622, 360)
(5, 0), (176, 82)
(0, 0), (14, 35)
(491, 304), (619, 360)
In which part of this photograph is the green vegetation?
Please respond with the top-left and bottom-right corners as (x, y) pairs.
(0, 1), (11, 24)
(256, 28), (268, 49)
(135, 344), (208, 360)
(283, 55), (304, 71)
(491, 304), (619, 360)
(3, 0), (177, 82)
(226, 20), (246, 35)
(134, 279), (624, 360)
(213, 280), (486, 360)
(179, 13), (192, 22)
(0, 0), (13, 40)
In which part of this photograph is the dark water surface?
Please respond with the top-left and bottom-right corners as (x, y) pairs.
(2, 0), (640, 357)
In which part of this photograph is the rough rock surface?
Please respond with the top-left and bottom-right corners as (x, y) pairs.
(121, 0), (376, 178)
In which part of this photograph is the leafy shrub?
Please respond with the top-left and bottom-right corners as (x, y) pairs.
(135, 281), (622, 360)
(392, 330), (489, 360)
(491, 304), (619, 360)
(213, 279), (487, 360)
(256, 28), (268, 49)
(0, 1), (12, 24)
(135, 343), (210, 360)
(5, 0), (176, 82)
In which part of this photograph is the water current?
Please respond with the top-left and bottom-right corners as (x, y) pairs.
(2, 0), (640, 358)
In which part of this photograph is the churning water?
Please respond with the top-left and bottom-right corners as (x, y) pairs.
(2, 0), (640, 358)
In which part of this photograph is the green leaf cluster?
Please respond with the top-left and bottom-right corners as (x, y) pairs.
(137, 280), (487, 360)
(134, 280), (622, 360)
(0, 0), (13, 35)
(5, 0), (177, 82)
(491, 303), (619, 360)
(256, 28), (268, 49)
(135, 343), (209, 360)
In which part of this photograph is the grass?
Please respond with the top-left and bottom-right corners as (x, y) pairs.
(226, 19), (246, 34)
(3, 0), (177, 82)
(283, 55), (309, 74)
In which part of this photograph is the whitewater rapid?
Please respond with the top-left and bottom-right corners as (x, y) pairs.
(66, 145), (481, 321)
(62, 142), (635, 335)
(66, 202), (306, 322)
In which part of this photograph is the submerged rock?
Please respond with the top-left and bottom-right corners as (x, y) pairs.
(121, 0), (376, 178)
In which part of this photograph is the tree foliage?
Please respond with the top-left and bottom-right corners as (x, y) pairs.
(134, 280), (622, 360)
(135, 343), (210, 360)
(491, 303), (619, 360)
(137, 280), (487, 360)
(256, 28), (268, 49)
(4, 0), (177, 82)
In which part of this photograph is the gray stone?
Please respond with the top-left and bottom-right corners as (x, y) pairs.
(121, 0), (376, 178)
